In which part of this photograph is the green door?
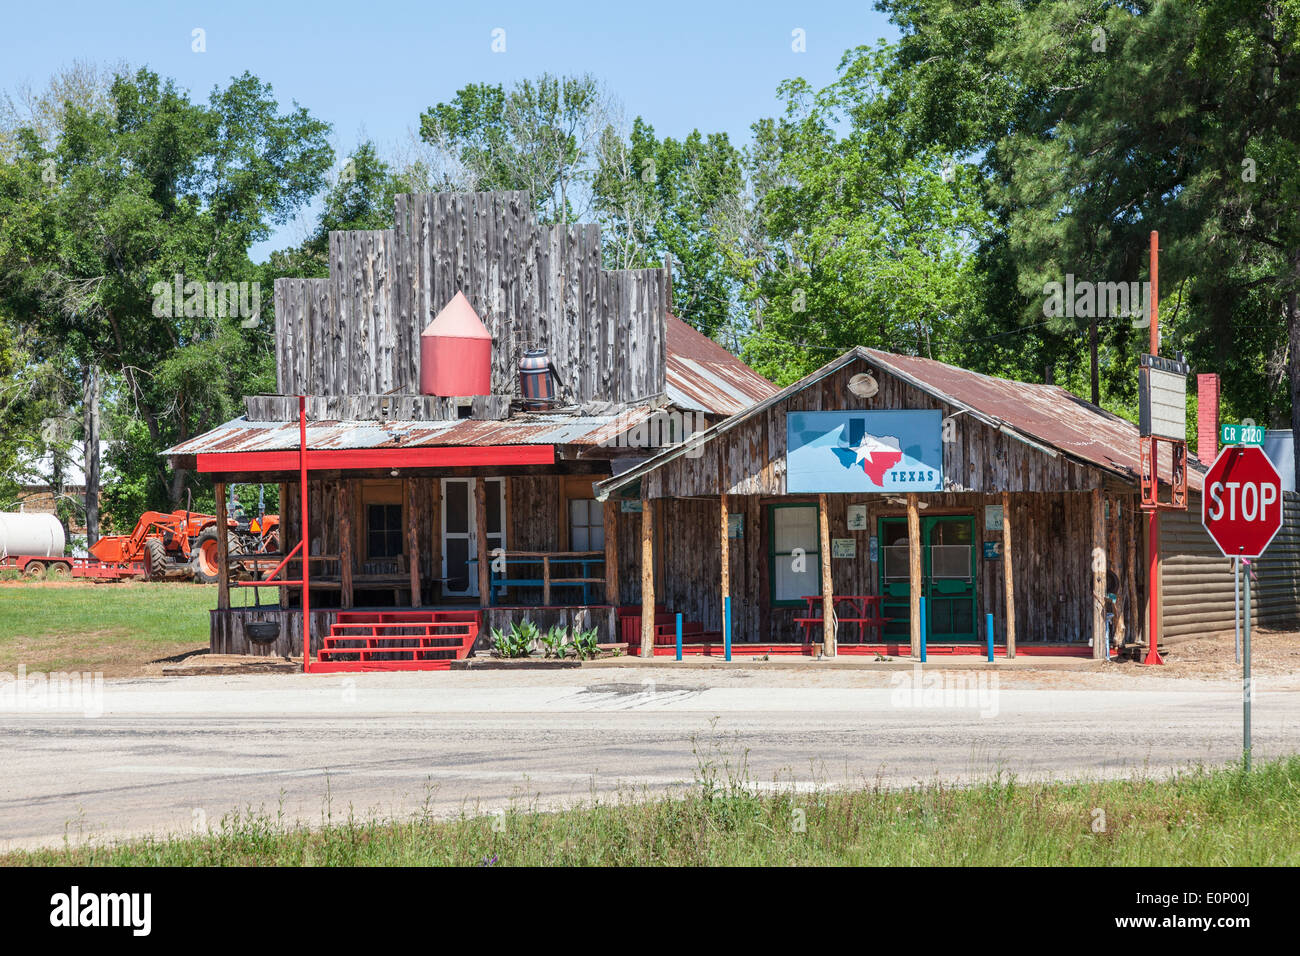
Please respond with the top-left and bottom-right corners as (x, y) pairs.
(877, 515), (977, 642)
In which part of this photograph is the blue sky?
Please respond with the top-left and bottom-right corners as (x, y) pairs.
(0, 1), (897, 260)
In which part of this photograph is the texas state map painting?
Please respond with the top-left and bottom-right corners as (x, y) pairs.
(785, 410), (944, 493)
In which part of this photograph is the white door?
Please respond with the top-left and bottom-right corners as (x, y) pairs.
(441, 478), (506, 597)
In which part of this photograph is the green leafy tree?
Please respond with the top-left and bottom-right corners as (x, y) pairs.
(0, 68), (332, 531)
(419, 74), (612, 224)
(737, 48), (995, 385)
(593, 118), (744, 338)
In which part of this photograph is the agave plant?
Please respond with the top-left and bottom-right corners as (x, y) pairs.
(493, 621), (538, 658)
(540, 625), (569, 659)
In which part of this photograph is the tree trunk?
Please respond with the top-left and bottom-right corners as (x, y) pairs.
(82, 363), (102, 546)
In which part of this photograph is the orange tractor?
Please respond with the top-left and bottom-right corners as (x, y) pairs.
(89, 508), (279, 582)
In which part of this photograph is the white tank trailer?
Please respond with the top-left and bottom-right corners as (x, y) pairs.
(0, 512), (66, 559)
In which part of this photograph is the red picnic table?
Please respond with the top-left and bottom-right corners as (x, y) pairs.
(795, 595), (890, 643)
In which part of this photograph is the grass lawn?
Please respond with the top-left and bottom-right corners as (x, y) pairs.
(5, 756), (1298, 866)
(0, 581), (215, 675)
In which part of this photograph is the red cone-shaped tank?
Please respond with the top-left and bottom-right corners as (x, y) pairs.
(420, 292), (492, 397)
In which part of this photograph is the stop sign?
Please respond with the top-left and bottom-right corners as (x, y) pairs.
(1202, 445), (1284, 559)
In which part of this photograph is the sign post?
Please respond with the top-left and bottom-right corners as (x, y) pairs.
(1202, 444), (1283, 770)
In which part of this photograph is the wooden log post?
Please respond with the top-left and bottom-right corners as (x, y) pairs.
(406, 478), (420, 607)
(1109, 494), (1126, 645)
(339, 480), (353, 610)
(907, 493), (922, 659)
(603, 500), (619, 606)
(720, 493), (731, 639)
(278, 482), (290, 609)
(215, 482), (229, 610)
(1126, 496), (1139, 652)
(542, 555), (552, 606)
(640, 499), (654, 657)
(475, 477), (490, 608)
(1091, 486), (1107, 660)
(1001, 491), (1016, 659)
(819, 494), (835, 657)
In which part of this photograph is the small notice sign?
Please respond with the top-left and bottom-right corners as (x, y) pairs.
(985, 505), (1003, 531)
(983, 541), (1002, 560)
(832, 538), (856, 559)
(846, 504), (868, 531)
(728, 514), (744, 538)
(620, 500), (643, 513)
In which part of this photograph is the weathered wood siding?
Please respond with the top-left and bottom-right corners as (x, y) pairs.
(651, 489), (1140, 645)
(1162, 490), (1300, 638)
(211, 608), (336, 656)
(642, 357), (1101, 497)
(273, 191), (668, 410)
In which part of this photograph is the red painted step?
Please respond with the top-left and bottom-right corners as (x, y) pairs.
(313, 610), (480, 672)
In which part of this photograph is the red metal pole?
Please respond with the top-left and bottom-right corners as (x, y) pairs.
(1144, 231), (1164, 665)
(300, 395), (311, 674)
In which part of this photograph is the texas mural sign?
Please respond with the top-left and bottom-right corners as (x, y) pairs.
(786, 410), (944, 493)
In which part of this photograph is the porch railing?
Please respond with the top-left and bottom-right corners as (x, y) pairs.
(478, 550), (606, 605)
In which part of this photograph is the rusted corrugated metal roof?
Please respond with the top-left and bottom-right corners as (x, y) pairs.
(862, 349), (1204, 491)
(598, 346), (1203, 497)
(165, 408), (656, 457)
(666, 313), (778, 415)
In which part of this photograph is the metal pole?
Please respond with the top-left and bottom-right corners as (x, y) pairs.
(1243, 559), (1252, 771)
(986, 612), (994, 663)
(723, 596), (731, 662)
(1142, 230), (1165, 666)
(1233, 556), (1241, 665)
(675, 612), (682, 662)
(300, 395), (310, 675)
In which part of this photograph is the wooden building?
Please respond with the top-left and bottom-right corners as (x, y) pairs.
(164, 190), (778, 665)
(596, 347), (1300, 659)
(165, 189), (1298, 667)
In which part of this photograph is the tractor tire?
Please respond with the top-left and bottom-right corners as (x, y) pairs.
(46, 562), (72, 581)
(192, 527), (244, 584)
(144, 538), (168, 581)
(23, 561), (46, 581)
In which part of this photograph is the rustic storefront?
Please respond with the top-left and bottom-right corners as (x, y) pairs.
(597, 348), (1300, 660)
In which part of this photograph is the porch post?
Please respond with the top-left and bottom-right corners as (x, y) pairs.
(278, 482), (290, 609)
(406, 478), (420, 607)
(339, 480), (353, 610)
(603, 499), (619, 606)
(1092, 486), (1107, 660)
(475, 477), (490, 608)
(1001, 491), (1016, 658)
(215, 481), (229, 610)
(819, 493), (835, 656)
(1108, 494), (1125, 645)
(720, 492), (730, 636)
(640, 498), (655, 656)
(907, 493), (922, 658)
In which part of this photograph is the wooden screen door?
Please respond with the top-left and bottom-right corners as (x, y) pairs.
(440, 478), (506, 598)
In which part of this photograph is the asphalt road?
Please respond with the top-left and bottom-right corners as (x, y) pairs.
(1, 668), (1296, 849)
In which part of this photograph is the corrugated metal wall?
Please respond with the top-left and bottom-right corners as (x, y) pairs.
(1161, 491), (1300, 638)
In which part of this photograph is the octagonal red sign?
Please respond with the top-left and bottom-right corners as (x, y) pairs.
(1201, 445), (1284, 559)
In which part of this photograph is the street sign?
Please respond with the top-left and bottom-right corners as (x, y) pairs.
(1202, 445), (1284, 559)
(1220, 422), (1265, 446)
(1139, 353), (1188, 439)
(1202, 444), (1281, 772)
